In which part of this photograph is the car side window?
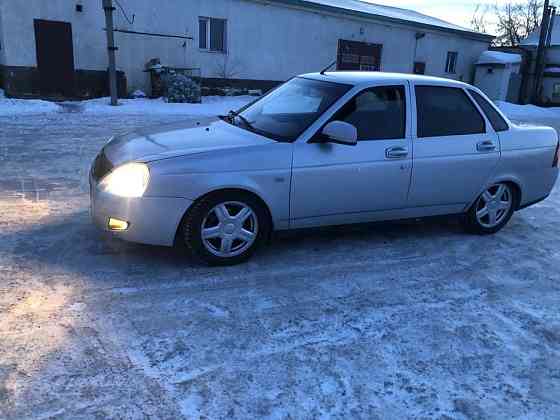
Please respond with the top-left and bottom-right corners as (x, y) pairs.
(415, 86), (485, 138)
(468, 90), (509, 132)
(332, 86), (406, 140)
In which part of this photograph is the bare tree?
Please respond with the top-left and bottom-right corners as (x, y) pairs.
(471, 1), (550, 46)
(471, 4), (489, 34)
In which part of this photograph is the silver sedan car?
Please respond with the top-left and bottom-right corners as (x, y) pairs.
(91, 72), (560, 265)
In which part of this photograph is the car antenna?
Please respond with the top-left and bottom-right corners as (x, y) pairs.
(320, 60), (337, 75)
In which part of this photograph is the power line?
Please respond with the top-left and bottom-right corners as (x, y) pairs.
(114, 0), (135, 25)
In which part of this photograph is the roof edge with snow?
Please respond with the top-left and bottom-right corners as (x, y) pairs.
(476, 51), (522, 65)
(263, 0), (495, 42)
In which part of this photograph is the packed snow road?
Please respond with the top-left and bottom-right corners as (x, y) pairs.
(1, 111), (559, 419)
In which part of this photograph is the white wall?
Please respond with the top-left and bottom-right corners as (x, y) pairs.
(0, 0), (107, 69)
(0, 2), (6, 65)
(475, 62), (521, 101)
(0, 0), (491, 93)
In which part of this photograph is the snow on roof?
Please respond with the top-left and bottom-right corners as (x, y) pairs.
(521, 15), (560, 46)
(269, 0), (493, 38)
(477, 51), (522, 65)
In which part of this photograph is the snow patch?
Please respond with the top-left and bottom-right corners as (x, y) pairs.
(496, 100), (560, 120)
(80, 96), (254, 116)
(0, 91), (61, 116)
(477, 51), (522, 65)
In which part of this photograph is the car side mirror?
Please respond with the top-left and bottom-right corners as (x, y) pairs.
(320, 121), (358, 146)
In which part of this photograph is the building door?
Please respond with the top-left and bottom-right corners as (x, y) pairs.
(337, 39), (382, 71)
(34, 19), (75, 97)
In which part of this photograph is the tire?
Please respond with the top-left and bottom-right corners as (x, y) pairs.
(463, 183), (516, 235)
(181, 191), (270, 266)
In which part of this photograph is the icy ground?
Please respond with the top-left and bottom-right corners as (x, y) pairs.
(0, 109), (560, 419)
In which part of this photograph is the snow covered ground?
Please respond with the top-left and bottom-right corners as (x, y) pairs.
(0, 89), (62, 117)
(0, 90), (254, 117)
(0, 102), (560, 419)
(77, 95), (254, 116)
(496, 100), (560, 122)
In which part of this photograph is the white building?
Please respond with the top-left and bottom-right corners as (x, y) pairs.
(474, 51), (522, 102)
(0, 0), (493, 98)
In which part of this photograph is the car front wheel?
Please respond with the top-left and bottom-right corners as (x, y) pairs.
(182, 192), (270, 266)
(464, 183), (516, 234)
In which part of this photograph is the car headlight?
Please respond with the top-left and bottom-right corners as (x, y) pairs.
(99, 163), (150, 198)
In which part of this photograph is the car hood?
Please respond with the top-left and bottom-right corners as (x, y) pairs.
(103, 119), (276, 166)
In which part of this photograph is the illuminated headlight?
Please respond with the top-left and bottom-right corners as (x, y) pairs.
(99, 163), (150, 198)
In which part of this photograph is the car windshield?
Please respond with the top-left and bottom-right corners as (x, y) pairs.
(231, 77), (352, 142)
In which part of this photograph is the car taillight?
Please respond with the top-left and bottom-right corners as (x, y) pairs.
(554, 141), (560, 168)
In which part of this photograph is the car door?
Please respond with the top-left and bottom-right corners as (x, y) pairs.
(290, 84), (413, 228)
(407, 84), (500, 211)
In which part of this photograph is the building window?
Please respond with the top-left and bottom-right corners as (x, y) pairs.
(337, 39), (382, 71)
(199, 17), (227, 53)
(445, 51), (458, 74)
(553, 83), (560, 98)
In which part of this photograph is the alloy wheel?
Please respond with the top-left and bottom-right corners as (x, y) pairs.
(475, 184), (513, 229)
(201, 201), (259, 258)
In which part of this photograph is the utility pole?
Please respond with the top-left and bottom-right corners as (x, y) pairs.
(533, 0), (551, 104)
(102, 0), (118, 106)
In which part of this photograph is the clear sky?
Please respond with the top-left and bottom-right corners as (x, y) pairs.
(363, 0), (521, 30)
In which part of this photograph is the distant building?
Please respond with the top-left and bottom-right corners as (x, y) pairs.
(520, 14), (560, 105)
(0, 0), (493, 99)
(474, 51), (523, 102)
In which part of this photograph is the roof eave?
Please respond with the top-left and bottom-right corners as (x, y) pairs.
(262, 0), (495, 42)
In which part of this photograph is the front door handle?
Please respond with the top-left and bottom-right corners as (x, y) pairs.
(385, 146), (408, 159)
(477, 140), (496, 152)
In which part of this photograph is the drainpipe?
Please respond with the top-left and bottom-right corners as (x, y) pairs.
(533, 0), (552, 104)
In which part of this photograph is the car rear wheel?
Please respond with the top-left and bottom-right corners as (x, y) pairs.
(464, 183), (516, 234)
(182, 192), (270, 266)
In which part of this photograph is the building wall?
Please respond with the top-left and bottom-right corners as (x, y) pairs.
(474, 63), (521, 101)
(0, 5), (5, 66)
(0, 0), (491, 96)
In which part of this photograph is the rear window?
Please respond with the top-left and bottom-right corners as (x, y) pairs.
(469, 90), (509, 132)
(415, 86), (485, 138)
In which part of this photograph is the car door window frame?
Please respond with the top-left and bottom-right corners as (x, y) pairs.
(308, 84), (409, 143)
(413, 84), (488, 139)
(465, 89), (510, 133)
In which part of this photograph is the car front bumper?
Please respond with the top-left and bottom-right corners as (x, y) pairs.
(90, 175), (193, 247)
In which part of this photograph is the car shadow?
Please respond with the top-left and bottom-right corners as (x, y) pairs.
(1, 209), (467, 278)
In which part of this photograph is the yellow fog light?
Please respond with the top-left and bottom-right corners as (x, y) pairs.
(108, 218), (129, 231)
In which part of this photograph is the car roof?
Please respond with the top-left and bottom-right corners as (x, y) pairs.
(300, 71), (472, 88)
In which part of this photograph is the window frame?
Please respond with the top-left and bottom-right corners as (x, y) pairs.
(323, 84), (408, 142)
(199, 16), (227, 53)
(414, 85), (487, 139)
(445, 51), (458, 74)
(467, 89), (510, 132)
(553, 83), (560, 98)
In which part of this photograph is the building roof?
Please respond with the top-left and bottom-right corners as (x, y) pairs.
(521, 15), (560, 46)
(476, 51), (522, 65)
(268, 0), (494, 41)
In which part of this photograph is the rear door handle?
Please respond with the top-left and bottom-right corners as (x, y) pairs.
(477, 140), (496, 152)
(385, 146), (408, 159)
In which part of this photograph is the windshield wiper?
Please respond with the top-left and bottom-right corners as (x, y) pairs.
(227, 110), (255, 131)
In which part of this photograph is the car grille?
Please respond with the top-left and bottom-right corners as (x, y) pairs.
(91, 150), (113, 182)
